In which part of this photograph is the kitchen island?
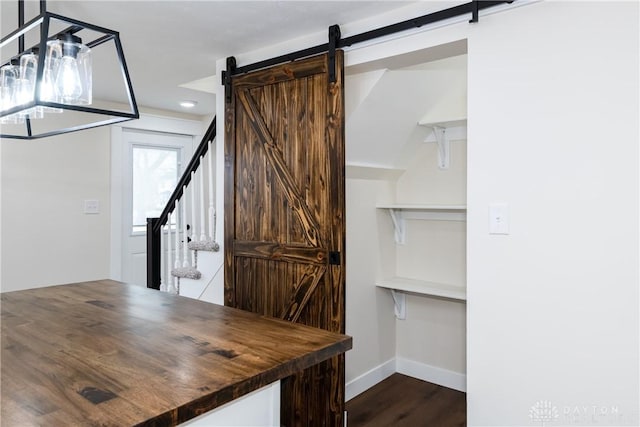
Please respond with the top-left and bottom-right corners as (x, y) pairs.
(0, 280), (352, 426)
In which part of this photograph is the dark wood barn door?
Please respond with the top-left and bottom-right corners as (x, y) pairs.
(224, 51), (345, 426)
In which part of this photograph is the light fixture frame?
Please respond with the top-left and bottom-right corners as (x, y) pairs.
(0, 7), (139, 140)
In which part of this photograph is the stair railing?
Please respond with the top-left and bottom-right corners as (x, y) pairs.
(146, 116), (217, 290)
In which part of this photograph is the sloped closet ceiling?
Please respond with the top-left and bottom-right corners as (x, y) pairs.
(346, 54), (467, 170)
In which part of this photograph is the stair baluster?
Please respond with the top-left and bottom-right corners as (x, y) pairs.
(190, 171), (198, 263)
(199, 157), (207, 242)
(181, 187), (189, 268)
(173, 201), (181, 293)
(166, 222), (172, 293)
(208, 139), (215, 243)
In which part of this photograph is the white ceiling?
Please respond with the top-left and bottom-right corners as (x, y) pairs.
(1, 0), (471, 117)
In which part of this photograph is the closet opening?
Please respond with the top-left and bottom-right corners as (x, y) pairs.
(344, 39), (468, 424)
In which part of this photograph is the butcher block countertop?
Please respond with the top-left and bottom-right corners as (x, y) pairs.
(0, 280), (352, 426)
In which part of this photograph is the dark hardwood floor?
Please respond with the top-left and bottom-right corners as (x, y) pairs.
(346, 374), (466, 427)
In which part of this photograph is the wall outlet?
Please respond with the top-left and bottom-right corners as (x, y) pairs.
(84, 199), (100, 214)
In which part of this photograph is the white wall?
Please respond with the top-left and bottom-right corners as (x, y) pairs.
(1, 120), (112, 291)
(1, 107), (207, 292)
(345, 178), (397, 388)
(466, 2), (639, 425)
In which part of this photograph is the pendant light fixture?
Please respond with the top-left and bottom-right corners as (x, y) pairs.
(0, 0), (138, 139)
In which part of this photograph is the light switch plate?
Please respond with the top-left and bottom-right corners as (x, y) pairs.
(84, 199), (100, 214)
(489, 203), (509, 234)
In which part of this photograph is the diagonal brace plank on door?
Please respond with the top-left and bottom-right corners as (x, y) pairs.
(280, 264), (327, 323)
(237, 89), (324, 249)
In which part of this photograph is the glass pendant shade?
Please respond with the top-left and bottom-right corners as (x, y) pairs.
(0, 63), (19, 123)
(41, 40), (62, 111)
(51, 34), (92, 105)
(19, 53), (37, 99)
(0, 6), (138, 139)
(0, 34), (92, 122)
(17, 52), (43, 118)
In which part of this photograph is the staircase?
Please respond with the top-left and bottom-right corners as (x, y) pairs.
(146, 116), (223, 303)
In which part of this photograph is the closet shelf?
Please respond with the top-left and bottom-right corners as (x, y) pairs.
(417, 117), (467, 128)
(377, 205), (466, 244)
(376, 204), (466, 211)
(346, 164), (405, 180)
(376, 277), (466, 301)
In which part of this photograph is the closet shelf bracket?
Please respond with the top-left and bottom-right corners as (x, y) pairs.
(387, 208), (405, 245)
(419, 118), (467, 169)
(390, 289), (407, 320)
(433, 125), (450, 170)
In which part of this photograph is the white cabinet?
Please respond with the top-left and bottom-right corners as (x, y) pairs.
(180, 382), (280, 426)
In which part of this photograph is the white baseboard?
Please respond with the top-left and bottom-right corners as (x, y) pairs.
(346, 358), (466, 401)
(396, 357), (466, 392)
(345, 358), (396, 401)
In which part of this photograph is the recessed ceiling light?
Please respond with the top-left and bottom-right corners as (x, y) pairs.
(180, 100), (197, 108)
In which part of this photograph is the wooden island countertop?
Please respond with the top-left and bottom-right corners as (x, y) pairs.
(1, 280), (352, 426)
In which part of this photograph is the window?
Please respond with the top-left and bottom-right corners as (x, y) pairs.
(131, 145), (179, 233)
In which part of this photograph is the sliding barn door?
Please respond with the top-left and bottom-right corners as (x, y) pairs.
(225, 51), (345, 426)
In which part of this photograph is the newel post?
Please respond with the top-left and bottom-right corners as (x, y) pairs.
(147, 217), (161, 290)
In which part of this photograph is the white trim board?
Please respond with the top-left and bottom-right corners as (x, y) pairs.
(396, 357), (466, 393)
(345, 358), (396, 402)
(346, 357), (466, 402)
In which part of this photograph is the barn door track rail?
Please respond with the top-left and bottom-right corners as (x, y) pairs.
(223, 0), (513, 100)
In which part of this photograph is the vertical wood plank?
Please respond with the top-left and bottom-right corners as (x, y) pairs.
(327, 51), (346, 426)
(224, 87), (236, 307)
